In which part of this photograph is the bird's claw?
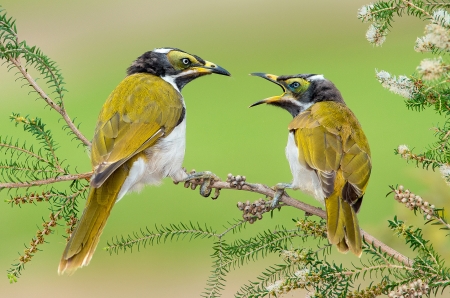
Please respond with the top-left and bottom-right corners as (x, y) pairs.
(180, 170), (220, 198)
(271, 183), (293, 208)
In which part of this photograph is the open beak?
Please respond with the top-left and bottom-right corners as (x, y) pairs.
(249, 73), (285, 107)
(194, 60), (231, 76)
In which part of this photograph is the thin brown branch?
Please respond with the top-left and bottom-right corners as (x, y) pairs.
(402, 0), (432, 18)
(7, 56), (91, 147)
(0, 172), (92, 189)
(337, 264), (414, 277)
(0, 142), (50, 164)
(191, 179), (413, 267)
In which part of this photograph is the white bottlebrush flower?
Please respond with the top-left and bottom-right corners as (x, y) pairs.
(397, 144), (411, 160)
(294, 268), (309, 281)
(376, 70), (416, 99)
(427, 23), (450, 50)
(439, 164), (450, 185)
(357, 4), (374, 22)
(417, 57), (445, 80)
(266, 280), (283, 293)
(433, 9), (450, 27)
(414, 35), (434, 52)
(416, 23), (450, 52)
(366, 24), (386, 46)
(376, 70), (391, 80)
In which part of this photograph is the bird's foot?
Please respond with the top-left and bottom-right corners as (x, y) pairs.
(271, 183), (293, 208)
(178, 169), (221, 199)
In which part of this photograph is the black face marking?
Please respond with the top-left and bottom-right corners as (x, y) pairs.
(127, 51), (174, 77)
(278, 74), (318, 81)
(270, 100), (302, 118)
(302, 80), (345, 104)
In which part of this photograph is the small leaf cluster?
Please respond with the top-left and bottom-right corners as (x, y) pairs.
(388, 216), (450, 295)
(0, 6), (89, 282)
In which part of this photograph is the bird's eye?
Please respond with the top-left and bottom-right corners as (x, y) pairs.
(290, 82), (300, 89)
(181, 58), (191, 65)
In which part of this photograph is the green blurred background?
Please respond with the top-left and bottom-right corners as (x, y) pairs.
(0, 0), (448, 297)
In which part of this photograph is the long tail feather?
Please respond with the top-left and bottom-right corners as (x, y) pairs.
(342, 200), (362, 257)
(325, 195), (345, 245)
(58, 164), (129, 275)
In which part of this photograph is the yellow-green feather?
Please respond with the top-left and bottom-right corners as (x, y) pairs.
(59, 73), (184, 274)
(58, 153), (144, 274)
(289, 101), (370, 256)
(91, 73), (183, 186)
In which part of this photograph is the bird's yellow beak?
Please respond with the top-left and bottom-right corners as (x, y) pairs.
(249, 73), (285, 107)
(193, 60), (231, 76)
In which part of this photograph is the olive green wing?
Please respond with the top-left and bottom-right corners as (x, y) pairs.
(288, 101), (371, 206)
(90, 73), (183, 187)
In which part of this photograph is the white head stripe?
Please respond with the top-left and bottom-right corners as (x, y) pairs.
(153, 48), (172, 54)
(308, 74), (325, 81)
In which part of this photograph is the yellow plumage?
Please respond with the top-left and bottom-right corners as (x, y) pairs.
(289, 101), (371, 256)
(58, 74), (183, 274)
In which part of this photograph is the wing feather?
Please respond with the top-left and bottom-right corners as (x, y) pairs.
(288, 101), (371, 208)
(90, 73), (183, 187)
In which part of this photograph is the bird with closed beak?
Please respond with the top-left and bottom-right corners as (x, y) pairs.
(58, 48), (230, 274)
(250, 73), (371, 256)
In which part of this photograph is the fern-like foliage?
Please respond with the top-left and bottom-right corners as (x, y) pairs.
(105, 212), (450, 297)
(0, 6), (90, 283)
(358, 1), (450, 185)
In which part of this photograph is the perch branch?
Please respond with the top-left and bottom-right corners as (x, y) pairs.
(185, 178), (413, 267)
(0, 172), (92, 189)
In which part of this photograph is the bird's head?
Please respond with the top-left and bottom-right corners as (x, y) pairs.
(127, 47), (230, 91)
(249, 73), (344, 117)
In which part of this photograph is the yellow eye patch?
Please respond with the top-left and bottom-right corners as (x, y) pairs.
(285, 78), (310, 93)
(167, 51), (200, 70)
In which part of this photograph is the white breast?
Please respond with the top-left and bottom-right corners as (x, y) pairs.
(286, 132), (325, 204)
(116, 117), (187, 201)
